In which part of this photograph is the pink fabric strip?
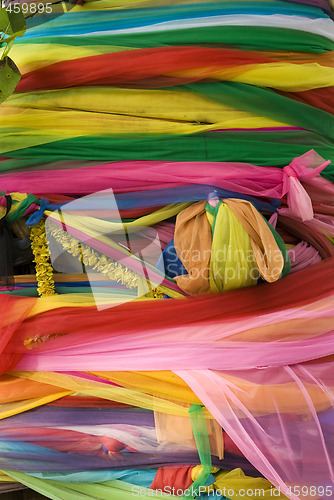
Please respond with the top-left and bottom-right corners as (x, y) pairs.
(14, 332), (334, 371)
(2, 150), (332, 223)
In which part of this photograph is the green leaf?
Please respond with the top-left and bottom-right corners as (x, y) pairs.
(1, 36), (15, 58)
(0, 56), (21, 103)
(0, 8), (26, 36)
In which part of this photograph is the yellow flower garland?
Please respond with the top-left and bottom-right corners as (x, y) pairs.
(50, 224), (138, 289)
(29, 218), (56, 297)
(49, 223), (166, 299)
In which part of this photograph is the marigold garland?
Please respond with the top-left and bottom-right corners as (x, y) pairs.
(29, 218), (56, 297)
(24, 333), (66, 350)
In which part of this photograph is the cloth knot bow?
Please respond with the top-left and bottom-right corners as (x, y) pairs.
(282, 149), (331, 221)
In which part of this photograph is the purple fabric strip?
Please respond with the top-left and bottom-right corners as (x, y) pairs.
(282, 0), (333, 18)
(0, 448), (258, 475)
(0, 407), (155, 427)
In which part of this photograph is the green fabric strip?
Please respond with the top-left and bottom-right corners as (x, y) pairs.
(182, 81), (334, 141)
(16, 26), (334, 53)
(186, 404), (212, 498)
(1, 471), (178, 499)
(205, 199), (222, 235)
(3, 132), (334, 180)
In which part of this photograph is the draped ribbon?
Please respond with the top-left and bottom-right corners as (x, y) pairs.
(185, 405), (212, 499)
(174, 201), (212, 295)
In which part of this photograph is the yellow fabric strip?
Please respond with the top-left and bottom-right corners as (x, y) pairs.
(209, 203), (257, 292)
(45, 202), (188, 237)
(213, 469), (288, 500)
(26, 293), (146, 318)
(0, 392), (73, 420)
(166, 61), (334, 91)
(8, 369), (333, 415)
(11, 371), (207, 417)
(0, 374), (71, 404)
(0, 472), (18, 482)
(7, 87), (285, 124)
(229, 62), (334, 91)
(0, 106), (289, 155)
(91, 371), (202, 405)
(10, 44), (128, 74)
(0, 131), (68, 154)
(257, 50), (334, 67)
(223, 199), (284, 283)
(86, 370), (333, 414)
